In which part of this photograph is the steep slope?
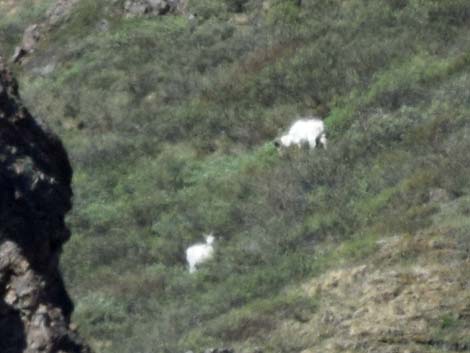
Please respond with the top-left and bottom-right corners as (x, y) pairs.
(298, 234), (469, 353)
(0, 57), (91, 353)
(1, 1), (470, 353)
(227, 220), (470, 353)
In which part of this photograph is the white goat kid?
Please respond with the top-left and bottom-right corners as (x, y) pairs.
(275, 118), (327, 150)
(186, 234), (215, 273)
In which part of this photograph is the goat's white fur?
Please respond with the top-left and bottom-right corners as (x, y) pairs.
(186, 234), (215, 273)
(276, 118), (327, 149)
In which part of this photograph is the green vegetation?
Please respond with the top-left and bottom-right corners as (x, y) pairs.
(0, 0), (54, 55)
(1, 0), (470, 352)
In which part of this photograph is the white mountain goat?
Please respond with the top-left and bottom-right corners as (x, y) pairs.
(186, 234), (215, 273)
(274, 118), (327, 150)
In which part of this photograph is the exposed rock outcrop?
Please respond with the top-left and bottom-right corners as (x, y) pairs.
(0, 57), (91, 353)
(11, 24), (41, 64)
(186, 347), (236, 353)
(203, 348), (235, 353)
(11, 0), (79, 64)
(123, 0), (188, 17)
(11, 0), (188, 63)
(45, 0), (81, 27)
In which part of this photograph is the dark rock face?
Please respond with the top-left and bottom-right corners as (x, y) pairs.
(0, 57), (91, 353)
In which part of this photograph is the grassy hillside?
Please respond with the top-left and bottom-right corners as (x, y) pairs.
(1, 0), (470, 352)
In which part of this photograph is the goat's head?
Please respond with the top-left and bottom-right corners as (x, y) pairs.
(274, 135), (292, 149)
(205, 233), (215, 245)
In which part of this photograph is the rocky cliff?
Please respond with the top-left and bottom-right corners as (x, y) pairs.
(0, 56), (90, 353)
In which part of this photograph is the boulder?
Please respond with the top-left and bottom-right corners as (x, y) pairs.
(123, 0), (185, 17)
(11, 24), (41, 63)
(46, 0), (80, 27)
(203, 348), (235, 353)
